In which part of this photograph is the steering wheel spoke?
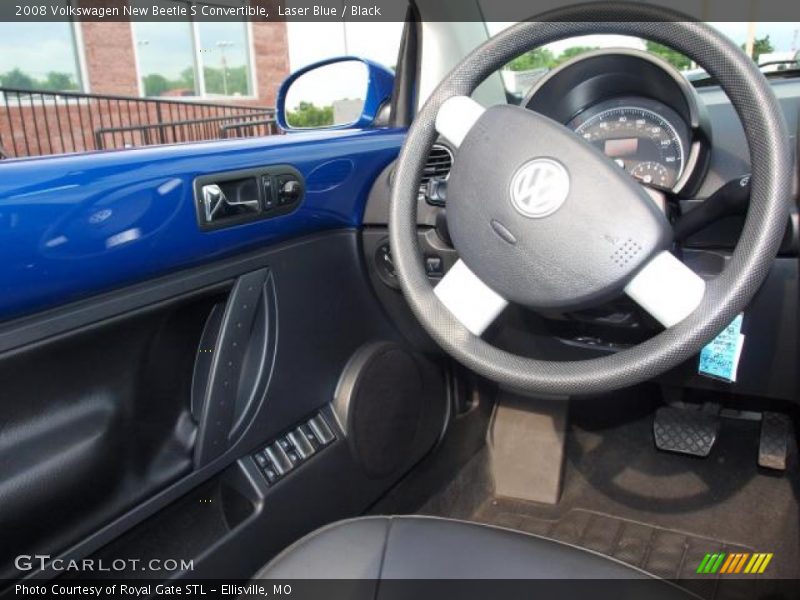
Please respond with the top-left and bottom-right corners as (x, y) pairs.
(435, 96), (486, 148)
(434, 260), (508, 335)
(624, 251), (706, 327)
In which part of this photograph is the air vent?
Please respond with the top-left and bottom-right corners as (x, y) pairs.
(419, 144), (453, 203)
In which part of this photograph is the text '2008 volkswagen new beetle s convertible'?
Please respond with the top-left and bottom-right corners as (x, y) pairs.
(1, 1), (799, 599)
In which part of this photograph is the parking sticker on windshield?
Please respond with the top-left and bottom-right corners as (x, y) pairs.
(698, 314), (745, 383)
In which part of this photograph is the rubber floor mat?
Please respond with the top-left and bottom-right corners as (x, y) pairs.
(473, 504), (763, 600)
(416, 387), (799, 594)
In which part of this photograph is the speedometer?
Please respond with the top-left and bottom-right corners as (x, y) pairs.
(570, 106), (685, 189)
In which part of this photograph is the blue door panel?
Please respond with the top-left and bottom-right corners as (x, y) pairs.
(0, 129), (404, 321)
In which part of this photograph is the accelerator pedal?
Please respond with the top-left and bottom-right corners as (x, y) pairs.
(654, 404), (720, 458)
(758, 412), (794, 471)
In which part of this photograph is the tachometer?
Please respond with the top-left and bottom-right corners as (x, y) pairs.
(570, 106), (685, 189)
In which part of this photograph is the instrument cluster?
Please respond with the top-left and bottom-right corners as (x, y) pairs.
(566, 97), (690, 190)
(523, 49), (711, 196)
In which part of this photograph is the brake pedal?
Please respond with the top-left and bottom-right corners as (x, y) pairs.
(654, 405), (720, 457)
(758, 412), (793, 471)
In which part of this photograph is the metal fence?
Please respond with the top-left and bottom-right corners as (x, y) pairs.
(0, 87), (278, 159)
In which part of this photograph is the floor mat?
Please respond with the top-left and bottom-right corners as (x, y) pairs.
(419, 390), (800, 593)
(474, 504), (759, 599)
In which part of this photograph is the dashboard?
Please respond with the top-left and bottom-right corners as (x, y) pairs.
(361, 47), (799, 402)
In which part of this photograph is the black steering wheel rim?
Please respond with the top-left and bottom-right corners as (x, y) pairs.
(388, 3), (792, 396)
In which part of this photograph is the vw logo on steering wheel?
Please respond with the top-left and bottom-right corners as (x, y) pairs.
(510, 158), (570, 218)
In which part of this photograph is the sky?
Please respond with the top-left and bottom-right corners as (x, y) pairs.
(0, 22), (83, 81)
(287, 22), (404, 70)
(286, 22), (800, 73)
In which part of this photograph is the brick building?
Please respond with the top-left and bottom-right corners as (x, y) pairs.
(0, 1), (290, 157)
(80, 19), (288, 104)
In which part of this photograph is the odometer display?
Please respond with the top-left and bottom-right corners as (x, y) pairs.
(570, 106), (685, 189)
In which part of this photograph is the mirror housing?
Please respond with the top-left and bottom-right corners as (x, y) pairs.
(276, 56), (394, 131)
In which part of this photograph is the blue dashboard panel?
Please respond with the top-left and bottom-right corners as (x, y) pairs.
(0, 128), (404, 321)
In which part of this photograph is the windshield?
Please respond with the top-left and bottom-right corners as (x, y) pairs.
(487, 22), (800, 98)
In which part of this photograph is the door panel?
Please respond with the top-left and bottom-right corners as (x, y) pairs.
(0, 128), (450, 583)
(0, 129), (404, 321)
(2, 232), (447, 581)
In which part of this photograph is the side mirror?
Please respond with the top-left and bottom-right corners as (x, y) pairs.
(276, 57), (394, 131)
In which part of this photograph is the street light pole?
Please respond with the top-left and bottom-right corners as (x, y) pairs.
(216, 41), (234, 95)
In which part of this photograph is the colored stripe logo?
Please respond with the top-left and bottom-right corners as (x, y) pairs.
(696, 552), (773, 574)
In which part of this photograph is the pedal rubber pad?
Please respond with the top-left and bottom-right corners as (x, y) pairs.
(759, 412), (793, 471)
(654, 406), (720, 457)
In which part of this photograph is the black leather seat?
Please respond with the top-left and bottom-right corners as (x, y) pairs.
(253, 516), (693, 598)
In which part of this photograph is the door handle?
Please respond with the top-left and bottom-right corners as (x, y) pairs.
(194, 166), (304, 230)
(227, 198), (260, 208)
(201, 183), (260, 223)
(202, 184), (225, 222)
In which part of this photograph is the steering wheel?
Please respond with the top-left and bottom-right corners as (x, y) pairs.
(388, 3), (793, 396)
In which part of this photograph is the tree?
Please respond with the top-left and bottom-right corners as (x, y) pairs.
(204, 65), (249, 96)
(178, 67), (196, 90)
(142, 73), (171, 97)
(645, 41), (691, 70)
(555, 46), (598, 65)
(742, 35), (774, 63)
(0, 68), (78, 92)
(507, 48), (556, 71)
(286, 101), (334, 128)
(43, 72), (77, 92)
(505, 46), (598, 72)
(0, 68), (36, 90)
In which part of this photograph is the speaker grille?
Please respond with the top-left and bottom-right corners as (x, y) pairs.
(334, 343), (425, 478)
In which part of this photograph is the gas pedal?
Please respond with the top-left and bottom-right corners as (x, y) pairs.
(758, 412), (794, 471)
(653, 405), (720, 457)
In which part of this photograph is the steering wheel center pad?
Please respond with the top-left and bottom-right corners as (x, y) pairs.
(447, 104), (671, 310)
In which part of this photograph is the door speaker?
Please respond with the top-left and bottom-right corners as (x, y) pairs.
(333, 342), (430, 478)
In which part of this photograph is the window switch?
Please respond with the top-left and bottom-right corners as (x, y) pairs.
(263, 467), (279, 484)
(265, 443), (293, 475)
(308, 413), (335, 445)
(286, 448), (301, 465)
(254, 451), (269, 468)
(288, 428), (316, 459)
(299, 424), (321, 449)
